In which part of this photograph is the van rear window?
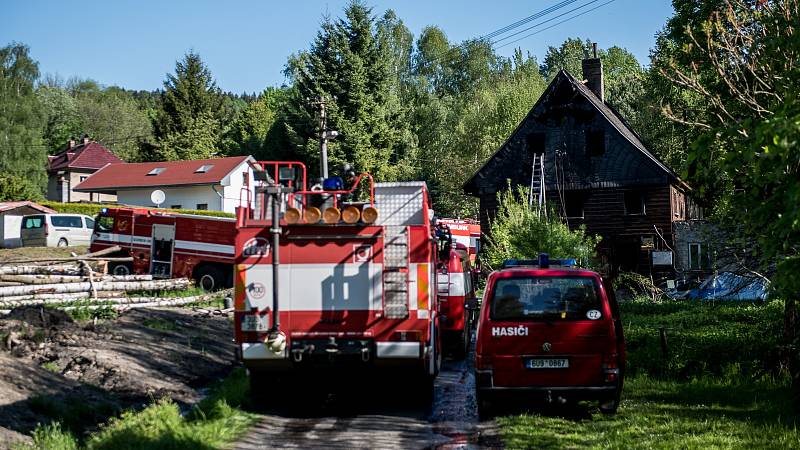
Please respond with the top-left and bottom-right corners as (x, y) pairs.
(22, 216), (44, 229)
(490, 276), (603, 321)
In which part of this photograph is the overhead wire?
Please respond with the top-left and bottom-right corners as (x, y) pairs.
(490, 0), (608, 46)
(410, 0), (582, 71)
(494, 0), (618, 50)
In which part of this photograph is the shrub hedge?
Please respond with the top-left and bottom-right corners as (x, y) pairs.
(39, 201), (235, 218)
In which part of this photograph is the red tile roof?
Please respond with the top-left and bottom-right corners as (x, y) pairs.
(74, 156), (252, 192)
(48, 142), (124, 172)
(0, 201), (57, 214)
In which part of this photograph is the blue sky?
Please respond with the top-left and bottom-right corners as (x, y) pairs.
(2, 0), (674, 94)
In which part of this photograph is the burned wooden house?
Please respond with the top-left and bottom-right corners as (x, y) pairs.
(464, 50), (702, 276)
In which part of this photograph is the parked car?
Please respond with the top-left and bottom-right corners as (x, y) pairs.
(474, 254), (626, 419)
(20, 214), (95, 247)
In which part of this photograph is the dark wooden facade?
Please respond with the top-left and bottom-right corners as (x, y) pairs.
(464, 67), (700, 276)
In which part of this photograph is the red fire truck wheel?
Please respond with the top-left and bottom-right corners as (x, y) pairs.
(109, 262), (132, 276)
(195, 265), (225, 291)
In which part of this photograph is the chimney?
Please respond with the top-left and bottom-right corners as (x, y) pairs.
(81, 134), (90, 145)
(67, 139), (76, 149)
(582, 42), (604, 102)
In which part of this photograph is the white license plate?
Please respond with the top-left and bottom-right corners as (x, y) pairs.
(241, 315), (269, 332)
(526, 358), (569, 369)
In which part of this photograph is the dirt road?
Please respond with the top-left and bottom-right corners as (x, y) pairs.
(233, 350), (502, 449)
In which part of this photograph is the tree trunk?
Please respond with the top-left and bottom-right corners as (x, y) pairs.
(0, 293), (214, 308)
(0, 291), (125, 303)
(0, 278), (190, 298)
(0, 274), (153, 284)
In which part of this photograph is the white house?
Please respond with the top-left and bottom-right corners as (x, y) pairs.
(74, 155), (256, 213)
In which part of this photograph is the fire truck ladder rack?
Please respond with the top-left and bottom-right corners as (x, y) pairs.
(383, 225), (410, 319)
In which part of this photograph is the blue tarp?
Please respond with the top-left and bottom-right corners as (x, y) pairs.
(683, 272), (769, 301)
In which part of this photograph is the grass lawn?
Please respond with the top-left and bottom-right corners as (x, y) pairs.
(496, 299), (799, 449)
(499, 376), (798, 449)
(17, 369), (257, 450)
(0, 245), (88, 263)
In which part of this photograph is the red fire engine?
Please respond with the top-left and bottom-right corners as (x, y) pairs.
(234, 161), (445, 403)
(90, 207), (236, 290)
(437, 241), (478, 358)
(437, 218), (480, 265)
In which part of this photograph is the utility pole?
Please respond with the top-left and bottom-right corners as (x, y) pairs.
(311, 96), (338, 179)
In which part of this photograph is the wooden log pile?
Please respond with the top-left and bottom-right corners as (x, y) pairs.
(0, 246), (218, 315)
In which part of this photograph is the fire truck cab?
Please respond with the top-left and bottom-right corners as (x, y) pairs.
(90, 207), (236, 290)
(474, 254), (625, 418)
(234, 162), (444, 404)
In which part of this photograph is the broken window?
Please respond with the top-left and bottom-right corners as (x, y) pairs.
(586, 130), (605, 156)
(624, 191), (645, 215)
(564, 192), (585, 219)
(688, 243), (711, 270)
(526, 133), (546, 156)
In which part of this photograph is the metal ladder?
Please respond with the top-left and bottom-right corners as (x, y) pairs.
(383, 225), (409, 319)
(528, 152), (546, 217)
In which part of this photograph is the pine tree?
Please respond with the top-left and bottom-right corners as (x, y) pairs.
(0, 42), (47, 191)
(153, 52), (223, 160)
(284, 1), (416, 181)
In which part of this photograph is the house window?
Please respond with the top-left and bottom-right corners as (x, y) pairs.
(147, 168), (165, 176)
(564, 192), (585, 219)
(586, 130), (605, 156)
(526, 133), (546, 156)
(688, 243), (711, 270)
(624, 191), (645, 215)
(79, 175), (88, 182)
(195, 164), (214, 173)
(196, 203), (208, 210)
(170, 204), (182, 209)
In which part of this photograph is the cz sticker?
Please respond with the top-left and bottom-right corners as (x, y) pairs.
(586, 309), (602, 320)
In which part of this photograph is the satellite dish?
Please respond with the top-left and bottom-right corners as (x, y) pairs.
(150, 189), (166, 207)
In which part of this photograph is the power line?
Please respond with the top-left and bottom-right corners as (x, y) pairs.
(490, 0), (607, 46)
(495, 0), (618, 50)
(481, 0), (580, 41)
(411, 0), (582, 70)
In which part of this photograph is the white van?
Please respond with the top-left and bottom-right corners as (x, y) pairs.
(20, 214), (95, 247)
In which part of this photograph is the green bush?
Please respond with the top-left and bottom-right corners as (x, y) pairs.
(482, 186), (600, 270)
(621, 298), (785, 380)
(39, 201), (235, 218)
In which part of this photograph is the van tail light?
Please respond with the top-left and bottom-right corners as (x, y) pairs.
(602, 353), (619, 383)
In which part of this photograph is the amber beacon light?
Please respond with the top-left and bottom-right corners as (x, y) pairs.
(361, 206), (378, 224)
(341, 206), (361, 224)
(284, 207), (301, 224)
(323, 207), (341, 224)
(304, 206), (321, 224)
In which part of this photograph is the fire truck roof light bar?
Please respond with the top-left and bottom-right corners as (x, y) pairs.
(502, 254), (578, 269)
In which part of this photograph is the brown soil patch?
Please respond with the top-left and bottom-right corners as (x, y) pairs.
(0, 306), (234, 447)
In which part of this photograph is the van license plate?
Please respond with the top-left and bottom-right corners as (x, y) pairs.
(526, 358), (569, 369)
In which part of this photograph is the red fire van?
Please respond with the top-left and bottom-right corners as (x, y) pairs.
(474, 254), (625, 418)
